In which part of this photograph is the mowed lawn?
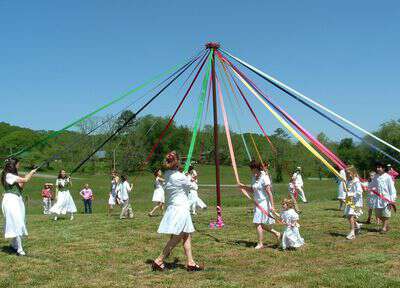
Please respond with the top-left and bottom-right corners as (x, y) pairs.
(1, 165), (400, 288)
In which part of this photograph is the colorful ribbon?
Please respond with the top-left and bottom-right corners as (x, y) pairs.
(183, 52), (213, 172)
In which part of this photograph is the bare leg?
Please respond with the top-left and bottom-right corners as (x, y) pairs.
(366, 208), (372, 223)
(382, 218), (389, 232)
(263, 225), (281, 241)
(154, 234), (183, 266)
(346, 216), (356, 239)
(149, 203), (162, 216)
(255, 224), (264, 249)
(182, 233), (196, 266)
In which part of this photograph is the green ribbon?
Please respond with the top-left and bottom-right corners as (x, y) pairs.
(10, 57), (196, 158)
(183, 51), (213, 172)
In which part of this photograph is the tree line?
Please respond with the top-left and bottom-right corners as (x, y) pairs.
(1, 114), (399, 182)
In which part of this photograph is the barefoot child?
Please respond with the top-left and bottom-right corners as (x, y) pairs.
(41, 183), (53, 215)
(238, 161), (280, 250)
(344, 166), (363, 240)
(148, 169), (165, 216)
(280, 198), (304, 250)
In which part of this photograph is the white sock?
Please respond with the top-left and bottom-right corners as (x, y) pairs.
(70, 213), (74, 220)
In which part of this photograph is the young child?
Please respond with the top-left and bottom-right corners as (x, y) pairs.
(80, 184), (93, 214)
(280, 198), (304, 250)
(187, 166), (207, 215)
(108, 171), (118, 216)
(41, 183), (53, 215)
(148, 169), (165, 217)
(343, 166), (363, 240)
(337, 169), (347, 210)
(287, 181), (300, 212)
(292, 167), (307, 203)
(117, 175), (133, 219)
(365, 171), (376, 224)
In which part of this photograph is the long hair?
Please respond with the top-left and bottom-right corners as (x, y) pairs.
(163, 151), (180, 170)
(58, 170), (67, 179)
(1, 158), (19, 187)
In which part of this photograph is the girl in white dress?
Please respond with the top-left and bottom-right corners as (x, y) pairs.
(292, 167), (307, 203)
(365, 171), (377, 224)
(238, 161), (281, 250)
(280, 198), (304, 250)
(343, 166), (363, 240)
(117, 175), (133, 219)
(187, 166), (207, 215)
(1, 158), (37, 256)
(50, 170), (77, 221)
(152, 151), (203, 272)
(108, 170), (118, 216)
(337, 169), (347, 210)
(148, 169), (165, 216)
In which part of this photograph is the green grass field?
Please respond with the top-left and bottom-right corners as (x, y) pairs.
(1, 165), (400, 288)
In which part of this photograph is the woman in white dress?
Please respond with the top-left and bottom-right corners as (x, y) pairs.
(343, 166), (363, 240)
(50, 170), (77, 220)
(239, 161), (281, 250)
(280, 198), (304, 250)
(152, 151), (203, 272)
(337, 169), (347, 210)
(148, 169), (165, 216)
(187, 166), (207, 215)
(117, 175), (133, 219)
(1, 158), (37, 256)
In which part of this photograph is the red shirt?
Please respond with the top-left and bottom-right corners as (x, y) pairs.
(42, 188), (52, 198)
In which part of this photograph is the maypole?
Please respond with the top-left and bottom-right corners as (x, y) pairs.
(206, 42), (224, 228)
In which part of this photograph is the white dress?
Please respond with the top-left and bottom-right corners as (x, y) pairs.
(152, 177), (165, 203)
(367, 181), (376, 209)
(187, 174), (207, 211)
(158, 170), (196, 235)
(50, 178), (77, 215)
(281, 209), (304, 249)
(1, 173), (28, 238)
(108, 179), (117, 205)
(344, 177), (363, 218)
(252, 174), (275, 225)
(337, 169), (346, 200)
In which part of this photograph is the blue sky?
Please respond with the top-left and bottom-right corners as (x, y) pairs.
(1, 0), (399, 141)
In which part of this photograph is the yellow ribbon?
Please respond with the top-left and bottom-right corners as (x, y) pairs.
(230, 68), (344, 181)
(249, 133), (263, 163)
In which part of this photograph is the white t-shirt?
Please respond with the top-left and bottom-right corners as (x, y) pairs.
(6, 173), (19, 185)
(118, 181), (131, 201)
(252, 174), (271, 202)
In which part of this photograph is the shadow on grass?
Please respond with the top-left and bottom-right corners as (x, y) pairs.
(1, 245), (16, 255)
(323, 208), (341, 212)
(361, 227), (381, 233)
(145, 258), (186, 271)
(328, 232), (347, 237)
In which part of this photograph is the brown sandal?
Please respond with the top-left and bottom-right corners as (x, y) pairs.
(187, 264), (204, 272)
(152, 261), (165, 271)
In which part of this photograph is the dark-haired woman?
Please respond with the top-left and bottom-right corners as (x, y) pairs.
(1, 158), (37, 256)
(148, 169), (165, 216)
(239, 161), (281, 250)
(50, 170), (77, 220)
(152, 151), (203, 272)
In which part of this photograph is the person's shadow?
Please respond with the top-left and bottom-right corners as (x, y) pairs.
(145, 258), (186, 270)
(1, 245), (16, 255)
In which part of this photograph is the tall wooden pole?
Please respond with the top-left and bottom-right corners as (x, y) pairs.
(210, 46), (223, 226)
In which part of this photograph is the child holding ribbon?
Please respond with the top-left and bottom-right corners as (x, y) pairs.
(343, 166), (363, 240)
(238, 161), (280, 250)
(280, 198), (304, 250)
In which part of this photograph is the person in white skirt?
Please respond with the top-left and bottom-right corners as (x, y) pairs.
(50, 170), (77, 221)
(148, 169), (165, 216)
(365, 171), (377, 224)
(108, 170), (118, 216)
(187, 166), (207, 215)
(292, 167), (307, 203)
(280, 198), (304, 250)
(238, 161), (281, 250)
(152, 151), (203, 272)
(343, 166), (363, 240)
(337, 169), (347, 210)
(117, 175), (133, 219)
(1, 158), (37, 256)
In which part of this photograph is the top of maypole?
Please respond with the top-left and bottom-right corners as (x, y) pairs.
(205, 42), (220, 50)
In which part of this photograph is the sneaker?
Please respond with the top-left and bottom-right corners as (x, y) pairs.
(356, 223), (363, 231)
(17, 250), (26, 256)
(70, 215), (74, 220)
(54, 216), (58, 221)
(255, 244), (264, 250)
